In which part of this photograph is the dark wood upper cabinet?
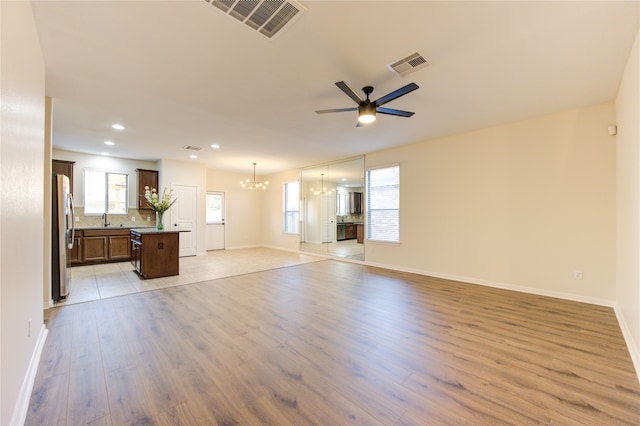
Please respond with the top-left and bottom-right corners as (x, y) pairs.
(349, 192), (363, 215)
(136, 168), (158, 210)
(52, 159), (75, 194)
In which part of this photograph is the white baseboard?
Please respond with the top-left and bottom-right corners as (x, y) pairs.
(225, 244), (261, 250)
(363, 259), (615, 307)
(614, 306), (640, 383)
(10, 324), (48, 426)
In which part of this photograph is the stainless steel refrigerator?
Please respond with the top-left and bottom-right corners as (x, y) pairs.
(52, 174), (75, 302)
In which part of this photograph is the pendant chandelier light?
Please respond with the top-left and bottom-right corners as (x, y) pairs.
(310, 173), (335, 195)
(240, 162), (269, 190)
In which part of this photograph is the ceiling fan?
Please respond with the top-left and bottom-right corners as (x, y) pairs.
(315, 81), (419, 126)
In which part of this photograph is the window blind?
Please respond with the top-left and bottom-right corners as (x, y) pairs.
(366, 166), (399, 242)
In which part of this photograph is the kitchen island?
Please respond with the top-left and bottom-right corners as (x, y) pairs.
(130, 228), (180, 279)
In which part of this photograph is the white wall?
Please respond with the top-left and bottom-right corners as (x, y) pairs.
(206, 168), (264, 249)
(160, 159), (207, 255)
(616, 29), (640, 375)
(0, 2), (47, 424)
(52, 148), (157, 208)
(365, 102), (616, 304)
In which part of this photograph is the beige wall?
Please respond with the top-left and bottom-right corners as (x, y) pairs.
(364, 102), (616, 304)
(263, 102), (618, 305)
(616, 29), (640, 374)
(206, 168), (263, 249)
(159, 159), (207, 255)
(0, 2), (47, 424)
(262, 169), (301, 252)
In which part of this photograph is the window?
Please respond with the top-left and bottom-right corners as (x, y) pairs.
(206, 192), (223, 224)
(283, 181), (300, 234)
(84, 170), (128, 214)
(366, 165), (400, 242)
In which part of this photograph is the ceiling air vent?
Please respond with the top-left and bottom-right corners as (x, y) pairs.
(204, 0), (306, 39)
(387, 52), (430, 76)
(182, 145), (202, 151)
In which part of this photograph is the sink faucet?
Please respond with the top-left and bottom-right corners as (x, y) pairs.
(102, 212), (110, 227)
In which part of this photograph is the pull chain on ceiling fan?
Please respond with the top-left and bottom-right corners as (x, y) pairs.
(315, 81), (419, 126)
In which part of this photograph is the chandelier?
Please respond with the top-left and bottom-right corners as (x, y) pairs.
(240, 162), (269, 190)
(310, 173), (335, 195)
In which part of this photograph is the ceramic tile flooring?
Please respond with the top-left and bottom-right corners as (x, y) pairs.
(58, 247), (326, 306)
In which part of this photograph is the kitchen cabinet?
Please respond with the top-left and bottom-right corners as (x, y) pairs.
(356, 224), (364, 244)
(345, 223), (357, 240)
(136, 168), (159, 210)
(53, 159), (75, 194)
(130, 229), (179, 279)
(68, 230), (83, 265)
(80, 229), (131, 264)
(349, 192), (363, 215)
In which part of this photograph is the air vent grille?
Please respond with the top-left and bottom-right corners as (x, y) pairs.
(183, 145), (202, 151)
(387, 52), (430, 76)
(205, 0), (305, 39)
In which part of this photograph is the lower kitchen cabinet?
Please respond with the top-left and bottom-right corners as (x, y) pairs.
(356, 224), (364, 244)
(74, 229), (132, 265)
(130, 229), (179, 279)
(68, 230), (83, 265)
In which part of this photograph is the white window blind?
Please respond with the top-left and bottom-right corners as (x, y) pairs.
(366, 166), (399, 242)
(283, 181), (300, 234)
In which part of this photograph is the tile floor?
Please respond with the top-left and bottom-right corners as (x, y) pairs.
(58, 247), (326, 306)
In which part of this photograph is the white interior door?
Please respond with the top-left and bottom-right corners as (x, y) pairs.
(206, 191), (225, 251)
(171, 184), (197, 257)
(321, 194), (336, 243)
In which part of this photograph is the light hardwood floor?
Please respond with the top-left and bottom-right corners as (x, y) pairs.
(28, 258), (640, 425)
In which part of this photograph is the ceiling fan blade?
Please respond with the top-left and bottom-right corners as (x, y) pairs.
(335, 81), (363, 104)
(374, 83), (419, 107)
(315, 107), (358, 114)
(377, 107), (415, 118)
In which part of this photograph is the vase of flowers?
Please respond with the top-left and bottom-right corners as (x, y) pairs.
(144, 186), (177, 230)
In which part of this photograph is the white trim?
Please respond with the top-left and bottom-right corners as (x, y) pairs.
(363, 259), (615, 307)
(614, 306), (640, 383)
(11, 325), (48, 426)
(226, 244), (262, 250)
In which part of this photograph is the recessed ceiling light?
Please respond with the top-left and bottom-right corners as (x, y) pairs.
(104, 140), (115, 146)
(190, 154), (198, 159)
(211, 144), (220, 149)
(100, 152), (109, 156)
(111, 124), (125, 130)
(341, 178), (347, 181)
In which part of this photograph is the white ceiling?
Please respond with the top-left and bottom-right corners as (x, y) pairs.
(31, 1), (639, 176)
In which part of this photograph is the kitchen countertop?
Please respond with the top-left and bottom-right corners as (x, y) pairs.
(77, 226), (155, 230)
(130, 228), (191, 234)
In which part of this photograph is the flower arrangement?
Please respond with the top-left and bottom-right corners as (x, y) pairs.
(144, 186), (177, 213)
(144, 186), (176, 230)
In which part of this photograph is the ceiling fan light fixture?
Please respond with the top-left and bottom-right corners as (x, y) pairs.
(358, 103), (377, 124)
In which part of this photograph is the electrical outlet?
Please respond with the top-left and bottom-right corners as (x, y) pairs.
(574, 271), (583, 280)
(147, 216), (151, 221)
(131, 216), (136, 222)
(75, 216), (79, 222)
